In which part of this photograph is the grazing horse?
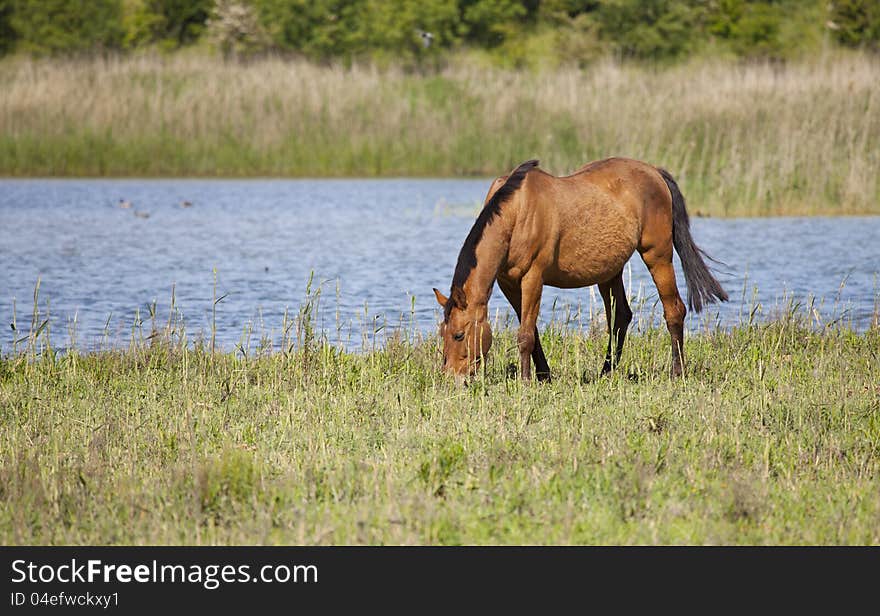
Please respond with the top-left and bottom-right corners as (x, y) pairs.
(433, 157), (727, 380)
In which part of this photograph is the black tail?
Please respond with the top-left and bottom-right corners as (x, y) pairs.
(658, 168), (728, 312)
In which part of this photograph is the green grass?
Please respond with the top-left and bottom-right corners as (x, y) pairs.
(1, 316), (878, 545)
(1, 51), (879, 216)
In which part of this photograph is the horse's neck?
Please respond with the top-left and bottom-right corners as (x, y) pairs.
(464, 220), (511, 307)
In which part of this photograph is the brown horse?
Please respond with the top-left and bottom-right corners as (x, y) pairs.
(433, 157), (727, 380)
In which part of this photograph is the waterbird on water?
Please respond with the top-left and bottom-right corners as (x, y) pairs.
(180, 200), (193, 208)
(118, 199), (132, 209)
(133, 210), (150, 219)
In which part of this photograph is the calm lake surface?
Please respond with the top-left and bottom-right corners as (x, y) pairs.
(2, 179), (878, 352)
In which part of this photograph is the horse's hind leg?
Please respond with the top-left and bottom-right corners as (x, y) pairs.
(531, 328), (551, 382)
(598, 271), (633, 375)
(498, 278), (551, 382)
(641, 247), (687, 377)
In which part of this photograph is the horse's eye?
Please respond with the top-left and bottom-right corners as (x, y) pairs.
(453, 332), (465, 341)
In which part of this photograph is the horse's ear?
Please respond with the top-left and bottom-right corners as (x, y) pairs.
(450, 286), (468, 309)
(433, 288), (448, 307)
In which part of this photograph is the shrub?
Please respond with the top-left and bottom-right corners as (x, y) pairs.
(0, 0), (14, 55)
(829, 0), (880, 50)
(595, 0), (697, 61)
(205, 0), (269, 58)
(10, 0), (124, 55)
(123, 0), (212, 50)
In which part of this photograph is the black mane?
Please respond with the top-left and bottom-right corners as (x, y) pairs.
(445, 159), (539, 321)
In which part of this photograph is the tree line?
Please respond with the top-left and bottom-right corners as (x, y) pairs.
(0, 0), (878, 64)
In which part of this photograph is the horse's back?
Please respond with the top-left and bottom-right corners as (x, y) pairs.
(557, 157), (674, 246)
(568, 157), (669, 197)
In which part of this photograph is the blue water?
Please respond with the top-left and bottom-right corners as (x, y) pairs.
(1, 179), (878, 352)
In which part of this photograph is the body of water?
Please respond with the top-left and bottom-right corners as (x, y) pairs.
(1, 179), (878, 352)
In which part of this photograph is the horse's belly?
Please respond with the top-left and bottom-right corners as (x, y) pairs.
(543, 272), (603, 289)
(547, 222), (639, 286)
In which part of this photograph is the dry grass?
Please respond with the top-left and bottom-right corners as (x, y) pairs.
(1, 50), (878, 215)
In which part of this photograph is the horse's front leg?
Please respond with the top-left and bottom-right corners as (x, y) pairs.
(498, 277), (551, 382)
(516, 270), (544, 382)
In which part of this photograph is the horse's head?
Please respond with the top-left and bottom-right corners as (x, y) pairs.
(433, 286), (493, 378)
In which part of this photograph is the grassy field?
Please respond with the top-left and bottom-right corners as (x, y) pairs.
(1, 313), (878, 545)
(1, 51), (879, 216)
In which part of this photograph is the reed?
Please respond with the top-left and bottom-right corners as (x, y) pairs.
(1, 51), (878, 216)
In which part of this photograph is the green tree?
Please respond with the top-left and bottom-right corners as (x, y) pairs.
(355, 0), (461, 58)
(460, 0), (527, 47)
(538, 0), (599, 21)
(829, 0), (880, 49)
(729, 2), (782, 57)
(255, 0), (460, 61)
(704, 0), (790, 58)
(253, 0), (359, 58)
(11, 0), (123, 54)
(595, 0), (697, 60)
(124, 0), (212, 49)
(0, 0), (16, 55)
